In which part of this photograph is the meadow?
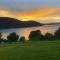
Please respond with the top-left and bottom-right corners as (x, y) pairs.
(0, 41), (60, 60)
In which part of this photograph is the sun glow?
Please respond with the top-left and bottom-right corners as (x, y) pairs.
(15, 8), (59, 21)
(0, 8), (59, 23)
(16, 16), (32, 21)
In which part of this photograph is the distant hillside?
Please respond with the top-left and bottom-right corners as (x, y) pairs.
(0, 17), (43, 29)
(46, 22), (60, 25)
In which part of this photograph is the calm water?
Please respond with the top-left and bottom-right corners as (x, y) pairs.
(0, 24), (60, 40)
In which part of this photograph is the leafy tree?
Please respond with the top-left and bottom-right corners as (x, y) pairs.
(0, 32), (3, 43)
(54, 28), (60, 39)
(0, 32), (2, 39)
(44, 33), (54, 40)
(7, 32), (19, 42)
(29, 30), (43, 40)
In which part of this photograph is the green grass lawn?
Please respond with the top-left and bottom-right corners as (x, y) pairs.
(0, 41), (60, 60)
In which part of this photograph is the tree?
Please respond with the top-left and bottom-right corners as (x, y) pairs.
(44, 33), (54, 40)
(0, 32), (2, 39)
(29, 30), (43, 40)
(7, 32), (19, 42)
(20, 36), (26, 42)
(0, 32), (3, 43)
(54, 28), (60, 39)
(0, 32), (7, 44)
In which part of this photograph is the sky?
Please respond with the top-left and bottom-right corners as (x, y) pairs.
(0, 0), (60, 23)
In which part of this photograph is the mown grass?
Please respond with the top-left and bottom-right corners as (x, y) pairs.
(0, 41), (60, 60)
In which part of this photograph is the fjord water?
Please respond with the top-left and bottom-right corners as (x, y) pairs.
(0, 24), (60, 40)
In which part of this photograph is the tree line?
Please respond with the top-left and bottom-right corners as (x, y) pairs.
(29, 28), (60, 41)
(0, 27), (60, 43)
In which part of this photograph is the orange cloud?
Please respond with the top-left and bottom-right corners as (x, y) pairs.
(16, 8), (58, 21)
(0, 7), (59, 23)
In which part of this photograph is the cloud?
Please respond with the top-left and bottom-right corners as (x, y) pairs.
(0, 0), (60, 11)
(0, 9), (16, 18)
(0, 6), (59, 23)
(0, 0), (59, 23)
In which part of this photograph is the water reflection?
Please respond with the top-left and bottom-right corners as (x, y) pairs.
(0, 24), (60, 40)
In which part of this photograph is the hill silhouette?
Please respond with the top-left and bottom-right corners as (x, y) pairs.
(0, 17), (43, 29)
(46, 22), (60, 25)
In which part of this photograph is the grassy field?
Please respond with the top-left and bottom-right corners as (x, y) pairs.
(0, 41), (60, 60)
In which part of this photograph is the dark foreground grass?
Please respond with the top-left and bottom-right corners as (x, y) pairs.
(0, 41), (60, 60)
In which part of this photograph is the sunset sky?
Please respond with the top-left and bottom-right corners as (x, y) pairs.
(0, 0), (60, 23)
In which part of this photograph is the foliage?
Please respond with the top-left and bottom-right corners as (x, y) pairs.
(19, 36), (26, 42)
(44, 33), (54, 40)
(1, 27), (60, 42)
(55, 28), (60, 39)
(7, 32), (19, 42)
(29, 30), (44, 40)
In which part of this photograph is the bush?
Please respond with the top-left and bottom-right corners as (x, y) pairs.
(20, 36), (26, 42)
